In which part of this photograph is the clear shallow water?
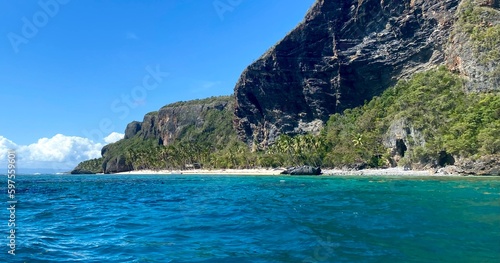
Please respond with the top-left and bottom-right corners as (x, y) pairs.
(1, 174), (499, 262)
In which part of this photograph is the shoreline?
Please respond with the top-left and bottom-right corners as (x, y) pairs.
(115, 167), (466, 176)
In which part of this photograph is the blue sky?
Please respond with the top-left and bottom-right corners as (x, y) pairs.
(0, 0), (316, 170)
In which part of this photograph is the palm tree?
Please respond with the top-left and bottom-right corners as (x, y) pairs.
(352, 133), (364, 147)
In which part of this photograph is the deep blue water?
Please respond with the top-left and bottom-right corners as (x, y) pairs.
(1, 174), (499, 262)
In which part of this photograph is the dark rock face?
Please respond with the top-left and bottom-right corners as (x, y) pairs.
(102, 155), (132, 174)
(101, 144), (110, 158)
(281, 166), (322, 175)
(234, 0), (461, 147)
(124, 121), (142, 139)
(101, 142), (133, 174)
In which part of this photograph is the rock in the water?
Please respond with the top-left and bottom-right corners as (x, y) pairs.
(281, 166), (322, 175)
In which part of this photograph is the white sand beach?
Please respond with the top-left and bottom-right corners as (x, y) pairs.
(115, 167), (461, 176)
(321, 167), (441, 176)
(116, 168), (286, 175)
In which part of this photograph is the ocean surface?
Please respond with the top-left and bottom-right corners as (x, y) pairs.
(1, 174), (499, 262)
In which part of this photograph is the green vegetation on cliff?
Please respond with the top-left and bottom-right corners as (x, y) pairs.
(71, 157), (103, 174)
(458, 0), (500, 62)
(321, 67), (499, 168)
(264, 67), (498, 169)
(99, 96), (252, 172)
(455, 0), (500, 80)
(171, 97), (237, 146)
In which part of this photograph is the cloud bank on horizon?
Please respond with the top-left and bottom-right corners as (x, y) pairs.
(0, 132), (124, 171)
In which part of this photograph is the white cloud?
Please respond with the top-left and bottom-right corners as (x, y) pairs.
(21, 134), (102, 163)
(0, 136), (18, 160)
(0, 132), (123, 171)
(104, 132), (124, 144)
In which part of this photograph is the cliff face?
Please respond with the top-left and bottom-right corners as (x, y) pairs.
(447, 0), (500, 92)
(100, 96), (236, 173)
(125, 97), (234, 146)
(234, 0), (498, 148)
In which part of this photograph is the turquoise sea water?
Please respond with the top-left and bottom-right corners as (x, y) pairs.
(1, 174), (499, 262)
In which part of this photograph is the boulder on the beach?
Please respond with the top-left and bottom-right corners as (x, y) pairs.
(281, 166), (321, 175)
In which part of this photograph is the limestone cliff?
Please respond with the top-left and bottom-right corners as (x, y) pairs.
(234, 0), (498, 148)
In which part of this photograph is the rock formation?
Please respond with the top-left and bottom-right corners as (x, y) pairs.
(101, 155), (131, 174)
(438, 155), (500, 175)
(100, 96), (235, 173)
(233, 0), (499, 148)
(281, 166), (322, 175)
(447, 0), (500, 92)
(126, 96), (234, 146)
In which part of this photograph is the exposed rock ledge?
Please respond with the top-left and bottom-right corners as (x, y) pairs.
(437, 155), (500, 175)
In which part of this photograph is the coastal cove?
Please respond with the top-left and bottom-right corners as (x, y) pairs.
(5, 174), (500, 262)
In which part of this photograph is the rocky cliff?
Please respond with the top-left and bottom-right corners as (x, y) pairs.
(100, 96), (236, 173)
(447, 0), (500, 92)
(234, 0), (499, 148)
(124, 96), (234, 146)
